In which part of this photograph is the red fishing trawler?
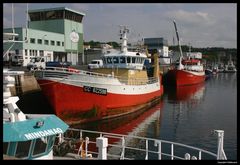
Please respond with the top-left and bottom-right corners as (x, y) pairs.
(165, 21), (205, 86)
(34, 26), (163, 123)
(166, 55), (205, 86)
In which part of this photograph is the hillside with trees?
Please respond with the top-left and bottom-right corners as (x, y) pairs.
(169, 45), (237, 65)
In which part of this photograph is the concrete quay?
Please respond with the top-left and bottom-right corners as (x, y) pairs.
(5, 65), (89, 96)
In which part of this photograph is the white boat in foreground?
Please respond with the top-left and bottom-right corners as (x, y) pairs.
(52, 128), (227, 160)
(3, 69), (69, 159)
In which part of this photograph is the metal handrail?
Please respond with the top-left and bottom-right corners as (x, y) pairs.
(35, 67), (159, 85)
(58, 128), (226, 160)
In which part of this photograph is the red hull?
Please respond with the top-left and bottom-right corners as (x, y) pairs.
(37, 80), (164, 124)
(166, 69), (205, 86)
(111, 101), (164, 135)
(168, 83), (205, 101)
(71, 101), (164, 154)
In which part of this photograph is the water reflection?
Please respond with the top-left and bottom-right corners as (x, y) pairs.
(167, 83), (205, 106)
(16, 71), (236, 159)
(164, 83), (206, 140)
(73, 100), (164, 138)
(70, 100), (164, 159)
(216, 73), (237, 88)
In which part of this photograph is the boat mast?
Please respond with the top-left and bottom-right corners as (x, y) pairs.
(228, 54), (233, 66)
(119, 25), (129, 53)
(11, 4), (15, 41)
(173, 20), (184, 70)
(3, 3), (29, 44)
(25, 3), (28, 43)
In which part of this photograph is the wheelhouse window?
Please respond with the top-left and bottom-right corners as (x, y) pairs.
(15, 140), (32, 158)
(120, 56), (126, 63)
(113, 57), (119, 64)
(136, 57), (139, 63)
(3, 142), (9, 155)
(138, 57), (144, 64)
(103, 58), (106, 64)
(47, 136), (56, 150)
(32, 138), (48, 156)
(127, 57), (131, 63)
(137, 58), (141, 64)
(132, 57), (136, 63)
(107, 57), (112, 64)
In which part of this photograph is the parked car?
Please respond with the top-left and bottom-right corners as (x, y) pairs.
(27, 56), (46, 70)
(27, 56), (71, 70)
(46, 61), (71, 68)
(88, 59), (103, 69)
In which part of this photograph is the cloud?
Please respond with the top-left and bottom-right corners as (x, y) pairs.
(3, 3), (13, 15)
(69, 3), (90, 14)
(3, 3), (237, 48)
(3, 17), (12, 28)
(3, 3), (29, 28)
(165, 9), (215, 27)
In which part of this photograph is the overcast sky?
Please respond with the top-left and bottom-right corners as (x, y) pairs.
(3, 3), (237, 48)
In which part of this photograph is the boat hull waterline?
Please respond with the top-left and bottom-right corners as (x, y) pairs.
(166, 69), (205, 86)
(37, 79), (164, 124)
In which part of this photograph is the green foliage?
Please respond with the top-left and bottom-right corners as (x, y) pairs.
(85, 40), (101, 48)
(106, 41), (120, 48)
(84, 40), (120, 49)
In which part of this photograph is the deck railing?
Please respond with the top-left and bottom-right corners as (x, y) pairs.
(55, 128), (227, 160)
(34, 67), (159, 86)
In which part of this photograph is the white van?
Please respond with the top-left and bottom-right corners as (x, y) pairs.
(88, 59), (103, 69)
(27, 56), (47, 70)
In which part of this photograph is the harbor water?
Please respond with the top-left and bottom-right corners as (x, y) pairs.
(17, 73), (237, 160)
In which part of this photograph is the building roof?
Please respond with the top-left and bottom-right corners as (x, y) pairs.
(28, 7), (85, 16)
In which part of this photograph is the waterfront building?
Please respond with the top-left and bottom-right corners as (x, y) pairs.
(144, 38), (171, 65)
(3, 7), (85, 66)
